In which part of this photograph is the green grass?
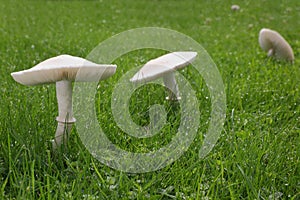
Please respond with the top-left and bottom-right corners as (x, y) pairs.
(0, 0), (299, 199)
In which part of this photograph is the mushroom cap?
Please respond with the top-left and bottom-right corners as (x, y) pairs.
(259, 28), (294, 61)
(231, 5), (240, 11)
(130, 51), (197, 83)
(11, 54), (117, 86)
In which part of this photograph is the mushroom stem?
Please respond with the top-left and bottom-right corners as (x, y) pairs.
(53, 122), (73, 148)
(163, 72), (181, 100)
(56, 80), (75, 122)
(267, 49), (274, 57)
(53, 80), (76, 147)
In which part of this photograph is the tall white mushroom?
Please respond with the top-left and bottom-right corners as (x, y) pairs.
(11, 54), (117, 148)
(130, 51), (197, 100)
(259, 28), (294, 62)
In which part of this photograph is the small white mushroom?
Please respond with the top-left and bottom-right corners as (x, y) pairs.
(231, 5), (240, 11)
(11, 54), (117, 148)
(259, 28), (294, 62)
(130, 51), (197, 100)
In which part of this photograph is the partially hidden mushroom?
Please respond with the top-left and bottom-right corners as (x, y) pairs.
(259, 28), (294, 62)
(11, 54), (117, 148)
(130, 51), (197, 100)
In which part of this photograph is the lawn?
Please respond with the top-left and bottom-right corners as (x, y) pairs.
(0, 0), (299, 199)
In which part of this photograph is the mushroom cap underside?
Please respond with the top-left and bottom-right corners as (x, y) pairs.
(130, 51), (197, 83)
(11, 55), (117, 85)
(259, 28), (294, 61)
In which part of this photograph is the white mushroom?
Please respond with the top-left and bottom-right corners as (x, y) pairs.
(231, 5), (240, 11)
(11, 54), (117, 148)
(130, 51), (197, 100)
(259, 28), (294, 62)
